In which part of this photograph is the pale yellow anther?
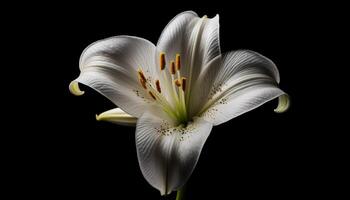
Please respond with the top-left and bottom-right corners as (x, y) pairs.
(174, 79), (181, 87)
(155, 80), (161, 93)
(170, 60), (176, 75)
(175, 54), (181, 71)
(69, 81), (85, 96)
(181, 77), (187, 92)
(160, 52), (166, 70)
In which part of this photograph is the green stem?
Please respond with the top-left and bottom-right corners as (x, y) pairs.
(175, 186), (186, 200)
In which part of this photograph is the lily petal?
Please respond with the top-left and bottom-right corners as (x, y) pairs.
(96, 108), (137, 126)
(188, 55), (222, 117)
(157, 11), (198, 62)
(71, 36), (158, 117)
(157, 11), (220, 90)
(136, 107), (213, 195)
(213, 50), (280, 85)
(200, 50), (286, 125)
(184, 14), (220, 105)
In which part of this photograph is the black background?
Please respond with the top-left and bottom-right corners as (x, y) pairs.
(9, 1), (342, 199)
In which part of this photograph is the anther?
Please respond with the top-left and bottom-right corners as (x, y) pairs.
(176, 54), (181, 71)
(138, 68), (147, 82)
(149, 91), (156, 100)
(170, 60), (176, 75)
(181, 77), (187, 91)
(138, 68), (147, 89)
(139, 78), (147, 89)
(160, 52), (166, 70)
(155, 80), (161, 93)
(174, 79), (181, 87)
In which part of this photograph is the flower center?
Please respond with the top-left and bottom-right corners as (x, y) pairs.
(137, 52), (188, 124)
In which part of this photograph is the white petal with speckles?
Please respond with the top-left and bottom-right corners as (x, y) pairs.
(136, 107), (212, 195)
(200, 50), (286, 125)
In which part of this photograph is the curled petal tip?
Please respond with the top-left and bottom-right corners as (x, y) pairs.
(274, 94), (290, 113)
(69, 81), (84, 96)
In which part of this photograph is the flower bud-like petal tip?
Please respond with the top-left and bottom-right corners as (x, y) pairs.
(69, 81), (84, 96)
(274, 94), (290, 113)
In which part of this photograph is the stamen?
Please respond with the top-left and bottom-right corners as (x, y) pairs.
(181, 77), (187, 92)
(178, 76), (187, 121)
(138, 68), (147, 82)
(176, 55), (182, 86)
(149, 91), (156, 100)
(135, 53), (190, 122)
(138, 68), (147, 89)
(170, 60), (176, 75)
(160, 52), (166, 70)
(176, 54), (181, 71)
(155, 80), (161, 93)
(139, 78), (147, 89)
(174, 79), (182, 87)
(135, 66), (178, 119)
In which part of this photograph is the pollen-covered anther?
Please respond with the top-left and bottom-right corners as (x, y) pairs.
(139, 78), (147, 89)
(155, 80), (161, 93)
(175, 54), (181, 70)
(138, 68), (146, 82)
(174, 79), (181, 87)
(160, 52), (166, 70)
(170, 60), (176, 75)
(181, 77), (187, 91)
(137, 68), (147, 89)
(148, 91), (156, 100)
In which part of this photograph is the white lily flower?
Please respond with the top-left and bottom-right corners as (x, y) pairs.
(69, 11), (289, 196)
